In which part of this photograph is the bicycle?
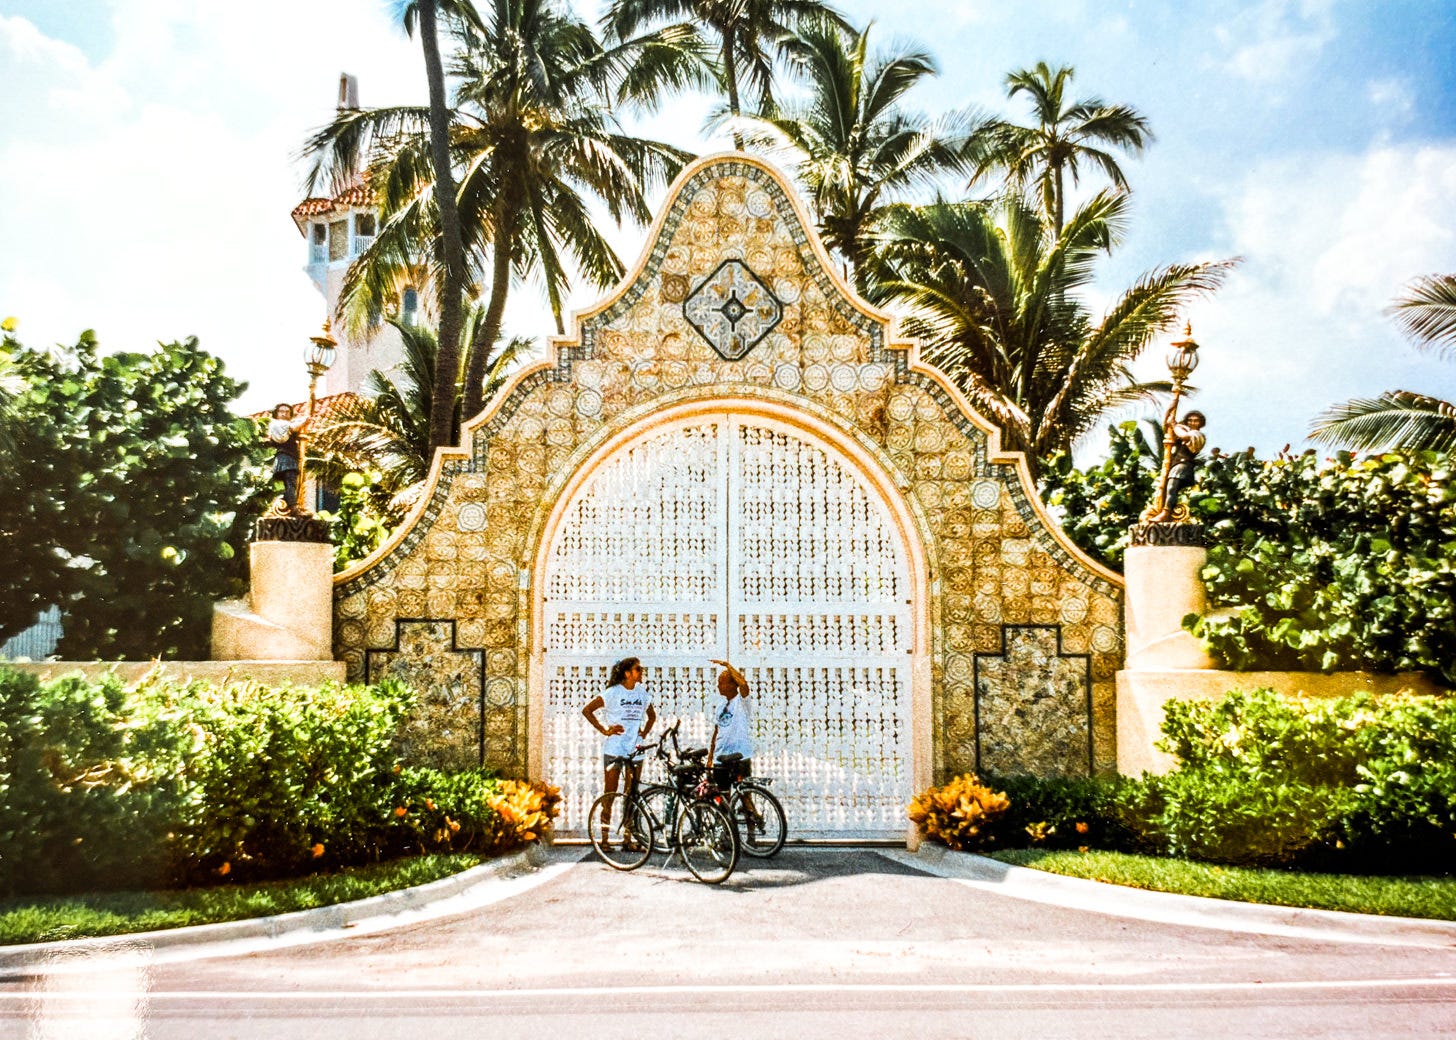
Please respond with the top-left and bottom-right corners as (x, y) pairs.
(587, 739), (739, 884)
(716, 754), (787, 858)
(637, 722), (783, 859)
(587, 753), (656, 871)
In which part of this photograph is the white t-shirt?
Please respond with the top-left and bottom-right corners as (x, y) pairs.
(601, 683), (652, 758)
(713, 694), (752, 760)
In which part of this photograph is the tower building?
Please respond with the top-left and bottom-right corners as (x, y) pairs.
(290, 74), (422, 397)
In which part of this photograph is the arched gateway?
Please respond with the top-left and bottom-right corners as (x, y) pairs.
(332, 154), (1124, 840)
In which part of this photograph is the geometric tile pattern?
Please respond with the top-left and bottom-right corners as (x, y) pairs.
(974, 625), (1093, 777)
(333, 155), (1123, 783)
(683, 258), (782, 359)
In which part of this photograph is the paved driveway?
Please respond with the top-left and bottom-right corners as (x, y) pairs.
(7, 847), (1456, 1038)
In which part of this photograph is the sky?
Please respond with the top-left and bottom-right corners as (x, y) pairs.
(2, 0), (1454, 459)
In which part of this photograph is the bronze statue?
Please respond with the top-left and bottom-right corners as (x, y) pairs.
(1154, 407), (1206, 522)
(265, 401), (312, 515)
(1141, 324), (1206, 525)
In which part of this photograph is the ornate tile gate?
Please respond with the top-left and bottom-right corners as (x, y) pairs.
(332, 154), (1125, 840)
(542, 415), (912, 837)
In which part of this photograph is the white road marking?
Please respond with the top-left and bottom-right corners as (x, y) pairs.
(4, 978), (1456, 1000)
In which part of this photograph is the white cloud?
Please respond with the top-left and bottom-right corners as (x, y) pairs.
(0, 3), (422, 409)
(1214, 0), (1336, 84)
(1157, 141), (1456, 453)
(1367, 77), (1416, 124)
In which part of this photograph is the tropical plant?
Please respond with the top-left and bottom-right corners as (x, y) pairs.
(967, 61), (1152, 234)
(304, 0), (690, 426)
(0, 330), (266, 658)
(397, 0), (473, 452)
(602, 0), (850, 150)
(908, 773), (1010, 852)
(1040, 419), (1162, 568)
(733, 20), (971, 291)
(1185, 447), (1456, 683)
(309, 313), (531, 520)
(1310, 274), (1456, 452)
(0, 317), (29, 465)
(873, 191), (1231, 476)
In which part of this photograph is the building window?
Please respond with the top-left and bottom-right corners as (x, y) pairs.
(329, 219), (349, 262)
(310, 223), (327, 265)
(401, 287), (419, 325)
(353, 213), (376, 256)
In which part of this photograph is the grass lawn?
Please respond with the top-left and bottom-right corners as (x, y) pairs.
(987, 848), (1456, 922)
(0, 853), (487, 946)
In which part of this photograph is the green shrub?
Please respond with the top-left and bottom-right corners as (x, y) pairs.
(1134, 769), (1350, 867)
(0, 668), (192, 893)
(168, 678), (415, 884)
(0, 668), (561, 896)
(912, 690), (1456, 873)
(1153, 688), (1456, 871)
(984, 773), (1144, 852)
(1041, 436), (1456, 682)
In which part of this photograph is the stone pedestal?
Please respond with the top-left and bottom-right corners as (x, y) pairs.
(1123, 524), (1216, 671)
(213, 534), (335, 662)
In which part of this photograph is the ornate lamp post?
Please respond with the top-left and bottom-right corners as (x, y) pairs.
(295, 320), (337, 515)
(1142, 324), (1204, 525)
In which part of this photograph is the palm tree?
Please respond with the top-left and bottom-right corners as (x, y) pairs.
(1309, 274), (1456, 452)
(304, 0), (691, 424)
(873, 191), (1231, 476)
(310, 311), (531, 514)
(602, 0), (850, 150)
(398, 0), (472, 452)
(968, 62), (1152, 235)
(733, 20), (972, 293)
(0, 330), (25, 466)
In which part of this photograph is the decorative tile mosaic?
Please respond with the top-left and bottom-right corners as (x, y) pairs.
(683, 259), (783, 359)
(333, 154), (1124, 786)
(364, 619), (484, 770)
(974, 625), (1093, 776)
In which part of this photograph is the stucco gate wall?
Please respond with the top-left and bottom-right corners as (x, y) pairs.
(332, 154), (1124, 831)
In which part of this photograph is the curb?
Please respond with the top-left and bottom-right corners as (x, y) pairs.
(0, 843), (577, 973)
(885, 845), (1456, 950)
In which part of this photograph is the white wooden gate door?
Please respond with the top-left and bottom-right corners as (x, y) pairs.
(542, 415), (912, 838)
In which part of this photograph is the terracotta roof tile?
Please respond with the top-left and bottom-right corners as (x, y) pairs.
(252, 391), (365, 422)
(291, 184), (376, 235)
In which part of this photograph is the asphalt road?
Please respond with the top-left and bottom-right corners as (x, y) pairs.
(6, 847), (1456, 1039)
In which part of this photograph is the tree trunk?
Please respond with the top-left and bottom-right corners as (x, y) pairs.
(418, 0), (468, 452)
(1052, 162), (1064, 236)
(722, 29), (743, 151)
(462, 194), (513, 421)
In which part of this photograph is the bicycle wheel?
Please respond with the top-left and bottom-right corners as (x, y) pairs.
(731, 783), (786, 858)
(638, 784), (677, 855)
(674, 798), (739, 884)
(587, 791), (654, 871)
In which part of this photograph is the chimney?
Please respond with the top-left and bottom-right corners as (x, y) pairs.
(337, 73), (359, 111)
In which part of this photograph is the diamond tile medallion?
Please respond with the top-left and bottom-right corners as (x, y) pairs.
(683, 259), (782, 359)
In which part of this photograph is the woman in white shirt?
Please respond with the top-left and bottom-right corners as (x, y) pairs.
(582, 656), (657, 799)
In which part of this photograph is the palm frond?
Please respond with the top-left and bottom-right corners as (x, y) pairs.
(1309, 391), (1456, 453)
(1387, 273), (1456, 359)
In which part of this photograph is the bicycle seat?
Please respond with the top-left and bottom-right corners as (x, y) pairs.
(681, 747), (708, 761)
(717, 753), (744, 764)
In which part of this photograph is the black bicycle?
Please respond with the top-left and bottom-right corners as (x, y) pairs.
(637, 722), (786, 859)
(588, 743), (739, 884)
(717, 754), (788, 858)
